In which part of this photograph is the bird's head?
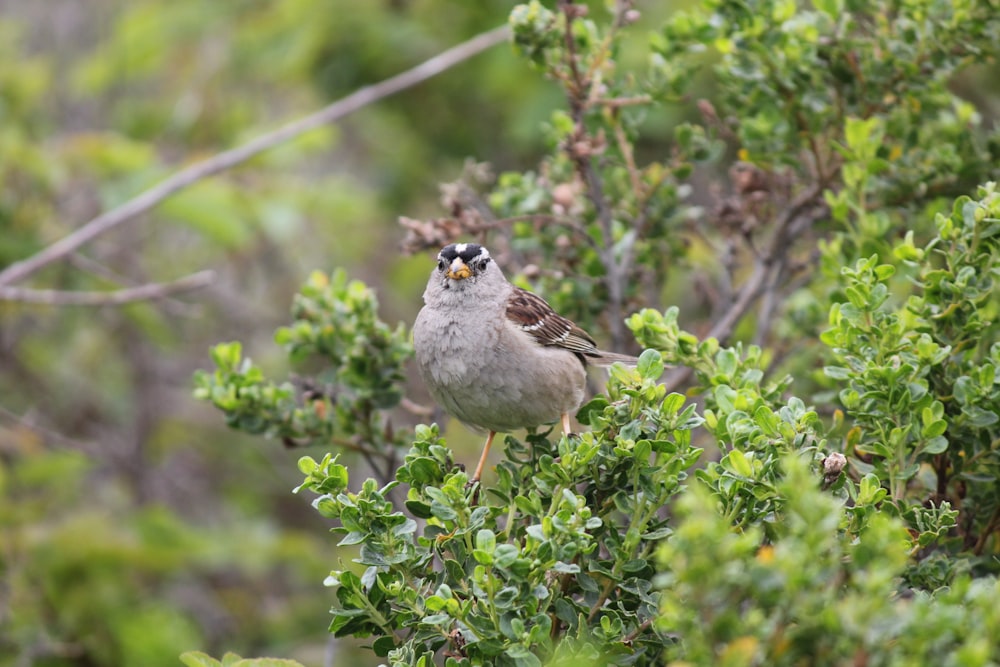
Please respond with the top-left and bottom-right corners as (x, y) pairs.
(435, 243), (493, 287)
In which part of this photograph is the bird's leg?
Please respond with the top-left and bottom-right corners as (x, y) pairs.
(561, 412), (575, 437)
(471, 430), (497, 482)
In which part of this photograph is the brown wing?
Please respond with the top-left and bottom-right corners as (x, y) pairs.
(506, 287), (599, 355)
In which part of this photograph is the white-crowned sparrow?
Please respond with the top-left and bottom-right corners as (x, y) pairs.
(412, 242), (638, 481)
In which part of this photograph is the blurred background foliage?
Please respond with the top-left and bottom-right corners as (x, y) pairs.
(1, 0), (998, 666)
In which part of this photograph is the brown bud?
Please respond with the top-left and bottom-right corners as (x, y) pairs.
(823, 452), (847, 477)
(552, 183), (576, 209)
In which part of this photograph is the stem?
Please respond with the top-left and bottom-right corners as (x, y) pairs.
(0, 270), (215, 306)
(972, 504), (1000, 556)
(557, 0), (627, 349)
(586, 577), (617, 623)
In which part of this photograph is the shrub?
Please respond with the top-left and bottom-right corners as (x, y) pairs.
(195, 0), (1000, 665)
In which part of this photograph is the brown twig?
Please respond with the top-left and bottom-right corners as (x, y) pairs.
(623, 617), (654, 644)
(586, 577), (617, 623)
(558, 1), (627, 349)
(972, 504), (1000, 556)
(0, 404), (95, 452)
(709, 182), (825, 342)
(400, 398), (435, 418)
(66, 253), (201, 315)
(595, 94), (652, 109)
(0, 270), (215, 306)
(0, 25), (512, 289)
(663, 183), (827, 393)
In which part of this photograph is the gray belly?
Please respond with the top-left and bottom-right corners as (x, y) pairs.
(413, 310), (586, 433)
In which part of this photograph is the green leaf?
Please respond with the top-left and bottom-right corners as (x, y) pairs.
(921, 419), (947, 439)
(476, 528), (496, 554)
(576, 395), (609, 426)
(726, 450), (754, 478)
(495, 544), (520, 568)
(404, 500), (433, 519)
(637, 349), (664, 380)
(372, 636), (396, 657)
(505, 645), (542, 667)
(858, 474), (886, 505)
(965, 407), (999, 427)
(813, 0), (844, 18)
(921, 436), (948, 455)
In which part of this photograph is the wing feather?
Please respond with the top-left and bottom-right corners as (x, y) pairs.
(506, 287), (599, 355)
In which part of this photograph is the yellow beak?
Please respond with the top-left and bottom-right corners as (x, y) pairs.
(446, 260), (472, 280)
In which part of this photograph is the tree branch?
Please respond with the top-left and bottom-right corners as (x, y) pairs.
(0, 25), (511, 289)
(707, 182), (825, 342)
(66, 252), (203, 315)
(0, 404), (95, 452)
(0, 270), (215, 306)
(663, 183), (826, 394)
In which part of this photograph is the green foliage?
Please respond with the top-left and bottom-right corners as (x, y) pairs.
(293, 352), (703, 665)
(656, 0), (999, 189)
(822, 184), (1000, 580)
(5, 3), (536, 663)
(659, 455), (1000, 666)
(7, 0), (989, 662)
(194, 269), (413, 479)
(0, 448), (327, 667)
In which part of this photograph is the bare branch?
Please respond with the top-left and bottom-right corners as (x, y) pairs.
(595, 95), (652, 109)
(709, 183), (825, 341)
(67, 253), (203, 316)
(0, 25), (511, 289)
(0, 404), (94, 452)
(0, 270), (215, 306)
(663, 183), (827, 394)
(400, 398), (435, 418)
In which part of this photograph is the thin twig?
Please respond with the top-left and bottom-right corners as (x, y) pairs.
(663, 183), (826, 394)
(0, 404), (94, 452)
(612, 118), (641, 195)
(595, 95), (652, 109)
(67, 252), (200, 315)
(400, 398), (435, 418)
(972, 503), (1000, 556)
(753, 257), (787, 345)
(0, 25), (511, 289)
(0, 270), (215, 306)
(708, 182), (825, 342)
(623, 617), (654, 644)
(558, 1), (627, 349)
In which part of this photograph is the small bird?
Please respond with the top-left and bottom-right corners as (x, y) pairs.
(412, 243), (638, 482)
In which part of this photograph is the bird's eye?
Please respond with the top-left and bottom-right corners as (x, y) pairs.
(437, 258), (447, 271)
(477, 258), (490, 271)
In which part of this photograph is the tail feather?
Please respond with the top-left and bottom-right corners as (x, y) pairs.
(586, 350), (642, 368)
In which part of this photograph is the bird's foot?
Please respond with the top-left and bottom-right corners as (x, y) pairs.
(466, 479), (481, 505)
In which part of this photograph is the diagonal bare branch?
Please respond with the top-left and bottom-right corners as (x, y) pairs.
(0, 270), (215, 306)
(0, 25), (511, 289)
